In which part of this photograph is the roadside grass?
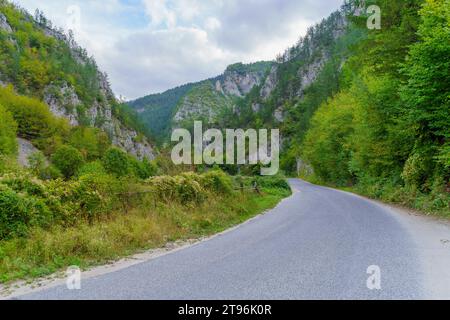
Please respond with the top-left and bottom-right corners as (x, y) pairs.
(0, 187), (290, 284)
(299, 174), (449, 218)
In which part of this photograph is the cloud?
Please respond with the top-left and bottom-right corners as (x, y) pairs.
(14, 0), (343, 99)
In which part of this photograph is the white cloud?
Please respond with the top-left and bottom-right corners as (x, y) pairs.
(14, 0), (343, 99)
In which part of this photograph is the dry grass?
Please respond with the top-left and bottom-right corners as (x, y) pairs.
(0, 188), (289, 283)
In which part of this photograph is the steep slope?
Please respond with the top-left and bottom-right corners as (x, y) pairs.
(0, 1), (154, 160)
(130, 6), (355, 145)
(129, 61), (273, 141)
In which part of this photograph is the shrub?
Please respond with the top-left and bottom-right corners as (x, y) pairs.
(73, 173), (121, 221)
(51, 145), (85, 179)
(77, 161), (106, 177)
(174, 176), (204, 204)
(256, 176), (291, 191)
(0, 172), (46, 197)
(102, 147), (130, 177)
(0, 86), (70, 143)
(402, 151), (434, 190)
(147, 176), (178, 202)
(39, 165), (63, 180)
(68, 127), (110, 160)
(147, 175), (204, 204)
(0, 103), (18, 156)
(202, 170), (233, 194)
(128, 156), (157, 179)
(0, 184), (52, 240)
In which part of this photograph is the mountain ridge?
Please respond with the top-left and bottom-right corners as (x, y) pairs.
(0, 1), (155, 160)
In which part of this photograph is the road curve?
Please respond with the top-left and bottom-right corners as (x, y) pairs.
(20, 179), (450, 300)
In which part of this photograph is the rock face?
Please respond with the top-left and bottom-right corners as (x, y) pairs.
(172, 62), (272, 127)
(36, 34), (155, 160)
(173, 82), (233, 126)
(44, 83), (81, 126)
(44, 81), (155, 160)
(17, 138), (41, 167)
(260, 66), (278, 100)
(0, 13), (12, 33)
(217, 68), (265, 97)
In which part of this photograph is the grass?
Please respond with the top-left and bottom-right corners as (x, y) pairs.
(299, 174), (449, 218)
(0, 187), (291, 284)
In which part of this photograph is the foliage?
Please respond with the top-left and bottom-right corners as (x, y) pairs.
(51, 145), (84, 179)
(0, 103), (17, 155)
(296, 0), (449, 215)
(68, 126), (110, 160)
(128, 82), (198, 142)
(102, 147), (130, 178)
(0, 86), (69, 147)
(401, 0), (450, 176)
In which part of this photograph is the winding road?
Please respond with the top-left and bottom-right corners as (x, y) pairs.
(17, 179), (450, 300)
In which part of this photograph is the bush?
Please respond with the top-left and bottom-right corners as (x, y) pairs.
(128, 157), (157, 179)
(0, 86), (70, 144)
(68, 127), (110, 160)
(148, 175), (205, 204)
(202, 170), (233, 194)
(73, 173), (122, 221)
(256, 176), (291, 191)
(0, 184), (52, 240)
(0, 103), (18, 156)
(77, 161), (106, 177)
(0, 172), (47, 197)
(102, 147), (130, 177)
(39, 165), (63, 180)
(51, 145), (85, 179)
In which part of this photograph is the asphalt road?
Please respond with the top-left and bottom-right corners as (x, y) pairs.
(20, 179), (450, 300)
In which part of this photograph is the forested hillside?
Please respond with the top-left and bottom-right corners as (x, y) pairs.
(0, 0), (154, 160)
(131, 0), (448, 215)
(0, 1), (291, 283)
(299, 0), (449, 214)
(129, 61), (273, 142)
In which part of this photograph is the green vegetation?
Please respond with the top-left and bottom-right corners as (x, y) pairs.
(128, 62), (274, 143)
(173, 81), (235, 131)
(298, 0), (449, 216)
(0, 103), (17, 155)
(51, 145), (84, 179)
(0, 2), (293, 285)
(128, 83), (198, 142)
(0, 169), (290, 283)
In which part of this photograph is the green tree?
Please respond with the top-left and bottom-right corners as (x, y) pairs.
(0, 103), (18, 155)
(302, 91), (356, 185)
(102, 147), (130, 177)
(401, 0), (450, 177)
(68, 127), (110, 160)
(51, 145), (84, 179)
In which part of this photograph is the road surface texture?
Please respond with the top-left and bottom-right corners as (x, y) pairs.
(19, 179), (450, 300)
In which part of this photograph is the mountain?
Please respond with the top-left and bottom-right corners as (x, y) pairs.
(0, 1), (154, 160)
(129, 6), (353, 144)
(128, 61), (274, 142)
(129, 0), (449, 216)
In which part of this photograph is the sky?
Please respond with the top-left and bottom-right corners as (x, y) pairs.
(15, 0), (343, 100)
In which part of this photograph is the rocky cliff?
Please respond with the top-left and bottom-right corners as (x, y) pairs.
(0, 5), (155, 160)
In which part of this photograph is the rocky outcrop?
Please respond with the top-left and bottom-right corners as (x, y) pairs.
(17, 138), (41, 167)
(173, 82), (232, 125)
(44, 80), (155, 160)
(44, 83), (80, 126)
(260, 66), (278, 100)
(252, 103), (261, 113)
(215, 63), (270, 98)
(273, 107), (285, 122)
(0, 13), (12, 33)
(297, 58), (326, 96)
(111, 120), (155, 160)
(218, 70), (263, 97)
